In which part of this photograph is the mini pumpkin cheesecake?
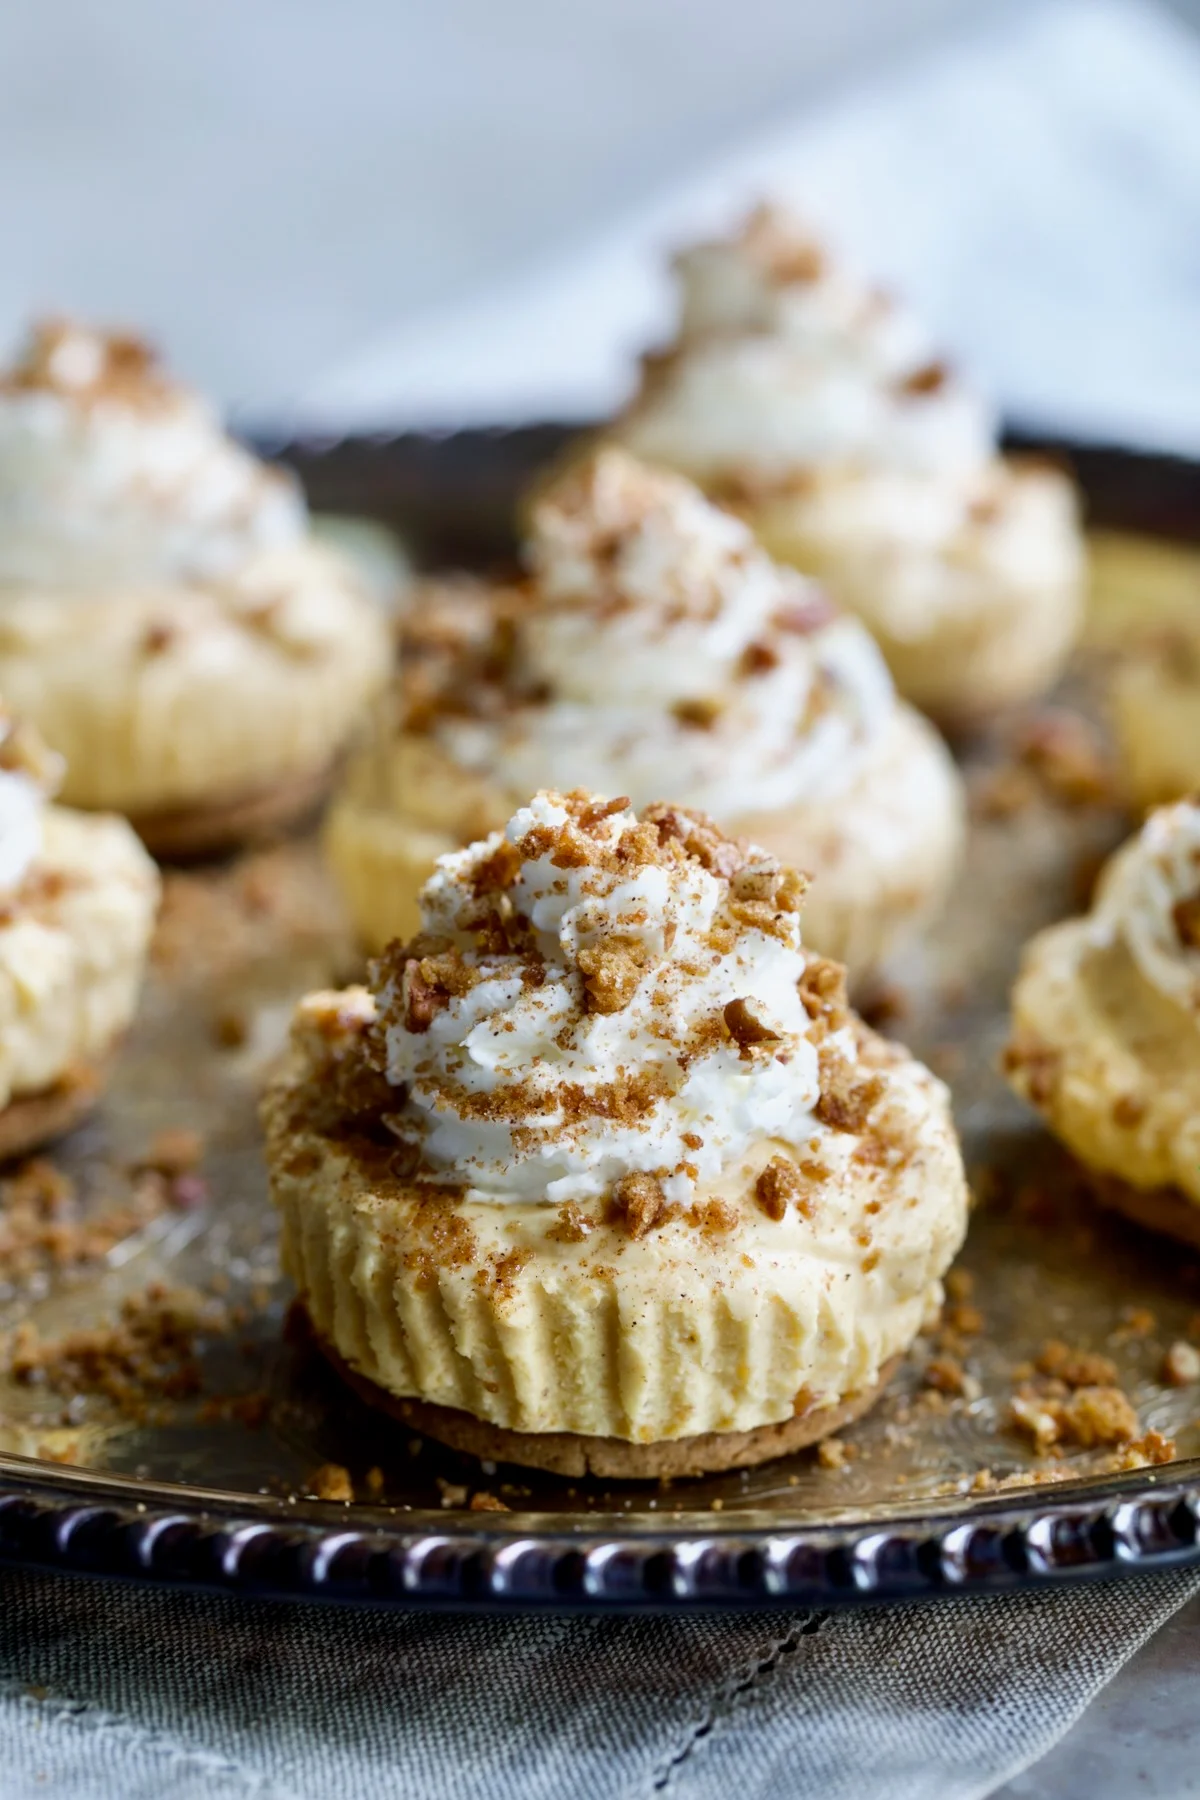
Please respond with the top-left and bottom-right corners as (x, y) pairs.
(266, 789), (969, 1476)
(325, 449), (965, 980)
(1007, 797), (1200, 1247)
(610, 205), (1084, 728)
(0, 320), (391, 855)
(0, 706), (159, 1157)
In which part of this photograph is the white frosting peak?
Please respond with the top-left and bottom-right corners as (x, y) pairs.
(377, 791), (827, 1204)
(0, 320), (306, 587)
(525, 449), (809, 703)
(436, 451), (895, 818)
(620, 205), (995, 485)
(1093, 800), (1200, 1013)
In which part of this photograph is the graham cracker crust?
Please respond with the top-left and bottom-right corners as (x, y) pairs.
(0, 1060), (108, 1163)
(130, 763), (334, 861)
(1092, 1173), (1200, 1252)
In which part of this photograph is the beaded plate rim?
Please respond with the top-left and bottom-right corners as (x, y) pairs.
(2, 1449), (1200, 1609)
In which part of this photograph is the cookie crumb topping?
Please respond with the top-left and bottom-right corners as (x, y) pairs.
(362, 790), (881, 1215)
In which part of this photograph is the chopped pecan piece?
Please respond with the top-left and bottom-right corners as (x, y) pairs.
(403, 960), (447, 1034)
(723, 997), (781, 1056)
(578, 795), (631, 828)
(644, 803), (747, 879)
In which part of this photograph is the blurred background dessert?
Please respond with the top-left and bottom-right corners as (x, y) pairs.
(0, 320), (392, 856)
(326, 449), (965, 977)
(610, 206), (1084, 726)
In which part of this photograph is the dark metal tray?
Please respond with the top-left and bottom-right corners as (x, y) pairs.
(2, 426), (1200, 1613)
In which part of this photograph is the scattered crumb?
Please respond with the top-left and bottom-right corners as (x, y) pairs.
(468, 1492), (510, 1512)
(2, 1283), (232, 1421)
(1013, 709), (1116, 808)
(1162, 1341), (1200, 1387)
(1109, 1430), (1177, 1470)
(306, 1462), (353, 1503)
(970, 764), (1039, 822)
(140, 1128), (203, 1176)
(1112, 1306), (1157, 1343)
(1011, 1384), (1140, 1453)
(436, 1479), (469, 1509)
(153, 844), (344, 981)
(1036, 1339), (1119, 1389)
(923, 1354), (981, 1401)
(817, 1437), (848, 1470)
(0, 1157), (170, 1287)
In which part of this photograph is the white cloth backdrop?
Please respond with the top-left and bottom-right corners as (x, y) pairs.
(297, 0), (1200, 456)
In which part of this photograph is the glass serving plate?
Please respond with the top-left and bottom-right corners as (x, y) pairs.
(2, 428), (1200, 1614)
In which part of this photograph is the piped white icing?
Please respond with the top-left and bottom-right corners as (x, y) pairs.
(620, 206), (996, 486)
(436, 450), (896, 818)
(377, 791), (833, 1203)
(0, 321), (305, 588)
(1093, 799), (1200, 1012)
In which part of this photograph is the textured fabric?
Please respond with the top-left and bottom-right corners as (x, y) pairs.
(0, 1567), (1198, 1799)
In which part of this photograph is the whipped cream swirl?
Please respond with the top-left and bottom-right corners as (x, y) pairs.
(377, 791), (828, 1203)
(436, 451), (895, 818)
(0, 709), (61, 892)
(0, 321), (305, 587)
(619, 205), (995, 485)
(1093, 800), (1200, 1013)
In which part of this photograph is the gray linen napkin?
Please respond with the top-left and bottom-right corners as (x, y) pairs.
(1, 1566), (1198, 1799)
